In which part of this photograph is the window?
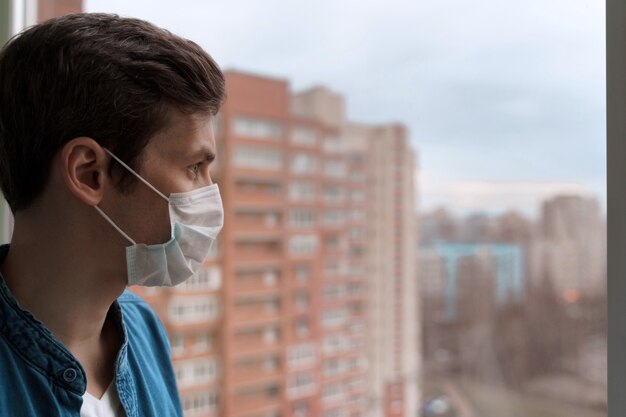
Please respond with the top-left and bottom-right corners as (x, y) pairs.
(295, 292), (310, 310)
(323, 135), (343, 153)
(324, 161), (347, 178)
(290, 209), (316, 228)
(289, 181), (316, 201)
(193, 332), (211, 353)
(287, 371), (317, 398)
(291, 153), (318, 174)
(177, 266), (222, 291)
(350, 190), (365, 203)
(295, 318), (310, 338)
(323, 358), (347, 376)
(348, 227), (365, 239)
(233, 116), (283, 139)
(263, 270), (279, 286)
(181, 390), (219, 416)
(293, 402), (310, 417)
(323, 186), (345, 203)
(323, 333), (349, 354)
(289, 235), (318, 255)
(174, 358), (219, 387)
(323, 210), (345, 227)
(349, 209), (365, 221)
(322, 308), (349, 328)
(294, 265), (310, 283)
(169, 297), (220, 324)
(322, 383), (346, 404)
(288, 343), (317, 368)
(292, 125), (317, 146)
(171, 334), (184, 356)
(234, 146), (283, 170)
(323, 284), (346, 301)
(263, 326), (279, 345)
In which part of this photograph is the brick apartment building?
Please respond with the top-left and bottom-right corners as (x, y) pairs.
(134, 71), (420, 417)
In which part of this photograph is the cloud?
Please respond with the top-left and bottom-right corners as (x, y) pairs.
(419, 171), (599, 217)
(86, 0), (606, 211)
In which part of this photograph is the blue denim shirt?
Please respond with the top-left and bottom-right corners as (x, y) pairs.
(0, 244), (183, 417)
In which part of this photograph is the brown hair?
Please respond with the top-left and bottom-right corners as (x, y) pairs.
(0, 13), (226, 213)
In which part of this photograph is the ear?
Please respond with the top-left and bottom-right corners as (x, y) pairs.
(60, 137), (109, 207)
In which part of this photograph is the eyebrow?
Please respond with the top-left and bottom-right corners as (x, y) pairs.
(188, 148), (216, 163)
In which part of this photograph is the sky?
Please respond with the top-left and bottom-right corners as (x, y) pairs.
(86, 0), (606, 218)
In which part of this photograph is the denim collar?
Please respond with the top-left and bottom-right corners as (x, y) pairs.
(0, 243), (129, 395)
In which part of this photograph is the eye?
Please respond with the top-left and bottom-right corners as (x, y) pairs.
(189, 162), (203, 177)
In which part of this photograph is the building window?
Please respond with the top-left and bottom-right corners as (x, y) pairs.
(290, 209), (317, 228)
(288, 343), (317, 368)
(291, 126), (317, 146)
(295, 318), (310, 338)
(169, 297), (220, 324)
(323, 135), (343, 153)
(294, 265), (310, 283)
(323, 333), (349, 354)
(233, 116), (283, 139)
(351, 190), (365, 203)
(291, 153), (318, 174)
(289, 181), (316, 201)
(323, 186), (345, 203)
(349, 209), (365, 221)
(177, 266), (222, 291)
(171, 334), (184, 356)
(293, 402), (310, 417)
(322, 308), (349, 328)
(263, 269), (280, 286)
(295, 292), (310, 310)
(174, 358), (219, 387)
(263, 326), (279, 345)
(289, 235), (319, 255)
(323, 358), (347, 376)
(322, 383), (346, 404)
(234, 146), (283, 170)
(323, 210), (346, 227)
(193, 332), (211, 353)
(181, 390), (219, 415)
(287, 372), (317, 399)
(324, 161), (347, 178)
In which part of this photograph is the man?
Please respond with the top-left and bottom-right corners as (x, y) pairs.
(0, 13), (225, 417)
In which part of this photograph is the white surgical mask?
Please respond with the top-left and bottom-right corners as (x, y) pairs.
(94, 148), (224, 287)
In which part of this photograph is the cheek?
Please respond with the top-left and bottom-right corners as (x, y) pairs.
(130, 192), (172, 244)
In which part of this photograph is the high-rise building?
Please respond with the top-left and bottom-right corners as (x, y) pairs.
(341, 122), (421, 417)
(134, 71), (420, 417)
(134, 71), (387, 417)
(37, 0), (83, 22)
(530, 195), (606, 297)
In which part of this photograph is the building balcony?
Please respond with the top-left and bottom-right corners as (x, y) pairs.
(230, 398), (280, 417)
(231, 308), (282, 325)
(230, 331), (282, 356)
(231, 367), (281, 387)
(233, 244), (283, 266)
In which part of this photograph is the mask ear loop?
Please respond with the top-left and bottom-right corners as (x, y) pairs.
(102, 147), (169, 201)
(94, 205), (137, 245)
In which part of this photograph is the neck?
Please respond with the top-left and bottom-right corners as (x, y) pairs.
(0, 217), (127, 350)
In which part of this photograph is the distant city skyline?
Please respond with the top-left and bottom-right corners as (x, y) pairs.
(85, 0), (606, 216)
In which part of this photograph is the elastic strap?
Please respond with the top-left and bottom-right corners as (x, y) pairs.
(103, 148), (168, 201)
(94, 205), (137, 245)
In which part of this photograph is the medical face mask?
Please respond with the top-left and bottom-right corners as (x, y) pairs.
(94, 148), (224, 287)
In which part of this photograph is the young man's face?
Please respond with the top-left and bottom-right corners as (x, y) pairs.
(108, 111), (217, 246)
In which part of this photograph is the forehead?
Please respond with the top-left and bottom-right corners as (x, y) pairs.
(148, 111), (216, 158)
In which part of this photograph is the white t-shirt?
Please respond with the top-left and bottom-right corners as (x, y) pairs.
(80, 381), (125, 417)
